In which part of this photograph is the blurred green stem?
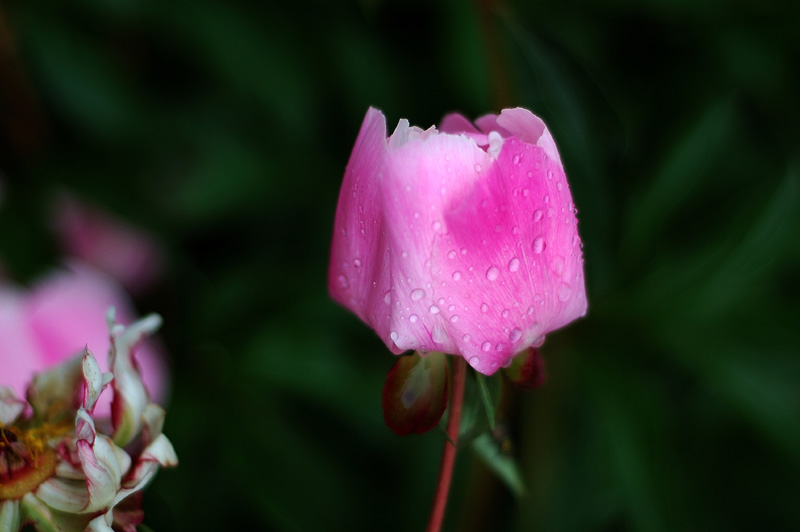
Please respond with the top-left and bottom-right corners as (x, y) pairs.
(426, 356), (467, 532)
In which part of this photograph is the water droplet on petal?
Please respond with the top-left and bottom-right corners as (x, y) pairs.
(474, 163), (482, 173)
(547, 170), (553, 180)
(463, 334), (471, 342)
(502, 309), (510, 318)
(448, 250), (457, 259)
(533, 237), (546, 254)
(557, 182), (563, 191)
(469, 355), (480, 365)
(452, 271), (462, 281)
(495, 343), (504, 352)
(513, 154), (520, 164)
(533, 210), (543, 222)
(409, 314), (418, 323)
(508, 257), (520, 272)
(411, 289), (426, 301)
(522, 188), (530, 197)
(450, 315), (459, 323)
(384, 291), (392, 305)
(486, 266), (500, 281)
(481, 341), (492, 352)
(413, 211), (420, 219)
(558, 283), (572, 301)
(337, 275), (349, 289)
(461, 248), (468, 255)
(390, 331), (399, 341)
(481, 303), (489, 313)
(448, 304), (456, 312)
(429, 305), (440, 315)
(353, 258), (362, 268)
(432, 221), (442, 231)
(402, 251), (409, 258)
(552, 256), (565, 276)
(509, 328), (522, 342)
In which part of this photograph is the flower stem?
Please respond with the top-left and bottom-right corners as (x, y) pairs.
(426, 355), (467, 532)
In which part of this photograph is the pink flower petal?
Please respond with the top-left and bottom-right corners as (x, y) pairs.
(0, 288), (42, 399)
(52, 193), (164, 295)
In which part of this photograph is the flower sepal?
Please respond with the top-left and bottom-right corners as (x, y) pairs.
(502, 347), (547, 390)
(382, 351), (450, 436)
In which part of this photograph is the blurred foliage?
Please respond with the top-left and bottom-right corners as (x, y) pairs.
(1, 0), (799, 531)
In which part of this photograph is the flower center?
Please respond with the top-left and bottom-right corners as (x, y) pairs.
(0, 422), (68, 500)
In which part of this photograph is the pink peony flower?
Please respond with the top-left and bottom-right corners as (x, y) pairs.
(329, 107), (587, 375)
(0, 262), (169, 415)
(51, 193), (164, 295)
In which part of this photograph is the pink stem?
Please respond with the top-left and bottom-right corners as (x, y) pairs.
(426, 356), (467, 532)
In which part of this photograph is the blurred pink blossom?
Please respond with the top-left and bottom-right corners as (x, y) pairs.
(52, 194), (164, 294)
(329, 107), (587, 375)
(0, 262), (169, 415)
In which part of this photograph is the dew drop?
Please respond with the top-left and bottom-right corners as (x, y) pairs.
(557, 181), (563, 191)
(462, 334), (472, 343)
(474, 163), (482, 173)
(481, 303), (489, 313)
(432, 221), (442, 231)
(547, 208), (554, 218)
(502, 309), (510, 318)
(486, 266), (500, 281)
(508, 257), (520, 272)
(450, 315), (459, 323)
(547, 170), (553, 180)
(401, 251), (409, 258)
(526, 171), (533, 178)
(544, 195), (550, 204)
(353, 258), (362, 268)
(429, 305), (440, 314)
(481, 341), (492, 352)
(527, 306), (535, 315)
(469, 355), (480, 365)
(558, 283), (572, 301)
(509, 328), (522, 342)
(413, 211), (420, 219)
(513, 154), (520, 164)
(532, 237), (546, 254)
(452, 271), (462, 281)
(552, 256), (565, 276)
(461, 247), (468, 255)
(410, 289), (425, 301)
(384, 291), (392, 305)
(448, 250), (457, 259)
(390, 331), (399, 341)
(448, 304), (456, 311)
(495, 343), (504, 352)
(337, 275), (349, 289)
(533, 210), (543, 222)
(409, 314), (418, 323)
(522, 188), (530, 197)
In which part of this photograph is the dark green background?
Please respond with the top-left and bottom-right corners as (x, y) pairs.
(2, 0), (798, 530)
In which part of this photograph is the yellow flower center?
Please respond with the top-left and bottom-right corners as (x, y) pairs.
(0, 422), (70, 500)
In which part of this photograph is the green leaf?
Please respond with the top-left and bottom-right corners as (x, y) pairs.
(472, 433), (526, 498)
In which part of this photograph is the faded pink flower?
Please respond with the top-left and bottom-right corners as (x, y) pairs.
(51, 193), (164, 295)
(329, 107), (587, 375)
(0, 310), (177, 532)
(0, 262), (169, 415)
